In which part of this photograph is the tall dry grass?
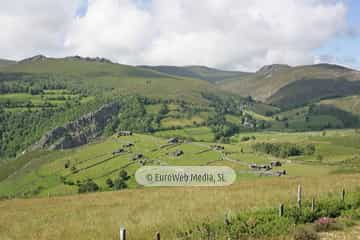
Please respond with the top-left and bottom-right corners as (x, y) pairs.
(0, 174), (359, 240)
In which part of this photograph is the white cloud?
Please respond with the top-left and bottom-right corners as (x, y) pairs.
(0, 0), (348, 71)
(0, 0), (79, 59)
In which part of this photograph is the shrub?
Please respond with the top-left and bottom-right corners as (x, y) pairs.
(304, 144), (316, 155)
(78, 179), (99, 193)
(119, 170), (130, 181)
(240, 136), (251, 142)
(252, 142), (315, 158)
(293, 226), (319, 240)
(111, 170), (130, 190)
(113, 178), (127, 190)
(313, 217), (341, 232)
(64, 161), (70, 169)
(106, 178), (114, 188)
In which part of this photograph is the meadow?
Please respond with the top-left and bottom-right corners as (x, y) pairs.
(1, 128), (360, 239)
(0, 174), (359, 240)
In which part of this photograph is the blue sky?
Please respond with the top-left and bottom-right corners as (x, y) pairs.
(314, 0), (360, 68)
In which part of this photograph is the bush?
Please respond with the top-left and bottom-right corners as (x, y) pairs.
(106, 178), (114, 188)
(110, 170), (130, 190)
(252, 142), (316, 158)
(313, 217), (341, 232)
(119, 170), (130, 181)
(286, 207), (318, 224)
(240, 136), (250, 142)
(113, 178), (127, 190)
(293, 226), (319, 240)
(78, 179), (99, 193)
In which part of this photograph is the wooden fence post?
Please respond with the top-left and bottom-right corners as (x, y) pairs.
(341, 189), (345, 202)
(155, 231), (161, 240)
(279, 203), (284, 217)
(311, 198), (315, 212)
(297, 184), (302, 209)
(120, 226), (126, 240)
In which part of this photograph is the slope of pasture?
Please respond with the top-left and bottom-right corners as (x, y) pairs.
(271, 103), (360, 130)
(320, 95), (360, 116)
(233, 129), (360, 163)
(0, 133), (220, 197)
(3, 128), (360, 198)
(0, 57), (223, 104)
(267, 78), (360, 109)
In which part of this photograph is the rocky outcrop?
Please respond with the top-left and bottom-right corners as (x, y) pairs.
(64, 56), (113, 64)
(19, 55), (113, 64)
(36, 102), (120, 150)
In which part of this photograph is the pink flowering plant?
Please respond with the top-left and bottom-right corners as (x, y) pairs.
(314, 217), (338, 232)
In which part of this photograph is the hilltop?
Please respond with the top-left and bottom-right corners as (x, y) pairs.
(218, 63), (360, 108)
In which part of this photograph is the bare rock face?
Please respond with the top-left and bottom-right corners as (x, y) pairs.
(36, 102), (120, 150)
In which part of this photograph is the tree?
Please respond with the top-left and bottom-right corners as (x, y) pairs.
(119, 170), (130, 181)
(113, 178), (127, 190)
(78, 179), (99, 193)
(106, 178), (114, 188)
(111, 170), (130, 190)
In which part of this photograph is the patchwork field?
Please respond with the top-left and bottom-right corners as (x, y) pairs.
(0, 129), (359, 239)
(1, 128), (360, 198)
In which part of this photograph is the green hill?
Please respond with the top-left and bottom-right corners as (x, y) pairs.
(1, 55), (226, 103)
(1, 55), (275, 160)
(219, 64), (360, 108)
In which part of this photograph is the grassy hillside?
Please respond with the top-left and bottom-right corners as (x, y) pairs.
(140, 65), (251, 83)
(219, 64), (360, 108)
(320, 95), (360, 116)
(1, 56), (224, 104)
(0, 56), (237, 159)
(268, 78), (360, 109)
(1, 129), (360, 198)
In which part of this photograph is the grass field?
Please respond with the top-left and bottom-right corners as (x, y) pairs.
(1, 125), (360, 239)
(1, 128), (360, 197)
(320, 95), (360, 116)
(0, 174), (359, 240)
(0, 90), (94, 112)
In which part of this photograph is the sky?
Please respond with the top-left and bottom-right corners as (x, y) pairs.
(0, 0), (359, 71)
